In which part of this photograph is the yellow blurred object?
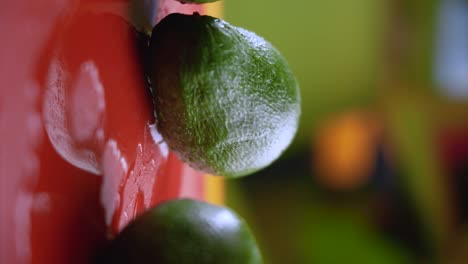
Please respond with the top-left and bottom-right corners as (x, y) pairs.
(204, 2), (223, 18)
(204, 174), (225, 205)
(313, 111), (380, 190)
(203, 1), (225, 205)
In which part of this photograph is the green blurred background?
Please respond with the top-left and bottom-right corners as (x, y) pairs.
(223, 0), (468, 263)
(226, 0), (382, 147)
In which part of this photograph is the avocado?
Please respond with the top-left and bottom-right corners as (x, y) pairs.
(149, 13), (300, 178)
(99, 199), (262, 264)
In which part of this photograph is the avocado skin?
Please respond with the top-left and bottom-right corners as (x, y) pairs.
(98, 199), (263, 264)
(150, 13), (300, 178)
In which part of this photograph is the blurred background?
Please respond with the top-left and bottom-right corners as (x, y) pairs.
(222, 0), (468, 263)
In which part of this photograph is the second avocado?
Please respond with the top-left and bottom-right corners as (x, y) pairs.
(150, 13), (300, 178)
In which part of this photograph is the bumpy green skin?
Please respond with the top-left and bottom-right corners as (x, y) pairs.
(176, 0), (220, 3)
(150, 13), (300, 178)
(100, 199), (263, 264)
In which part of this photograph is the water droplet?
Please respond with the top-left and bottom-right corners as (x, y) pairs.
(43, 59), (104, 175)
(149, 123), (169, 158)
(67, 62), (105, 145)
(101, 140), (128, 227)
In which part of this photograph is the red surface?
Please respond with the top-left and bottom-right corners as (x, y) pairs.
(1, 1), (205, 263)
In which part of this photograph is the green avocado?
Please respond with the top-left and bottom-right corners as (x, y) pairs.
(99, 199), (262, 264)
(149, 13), (300, 178)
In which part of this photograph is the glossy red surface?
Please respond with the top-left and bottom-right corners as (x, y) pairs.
(1, 1), (206, 263)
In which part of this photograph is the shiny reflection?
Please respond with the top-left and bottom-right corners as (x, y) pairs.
(101, 140), (128, 227)
(212, 209), (241, 231)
